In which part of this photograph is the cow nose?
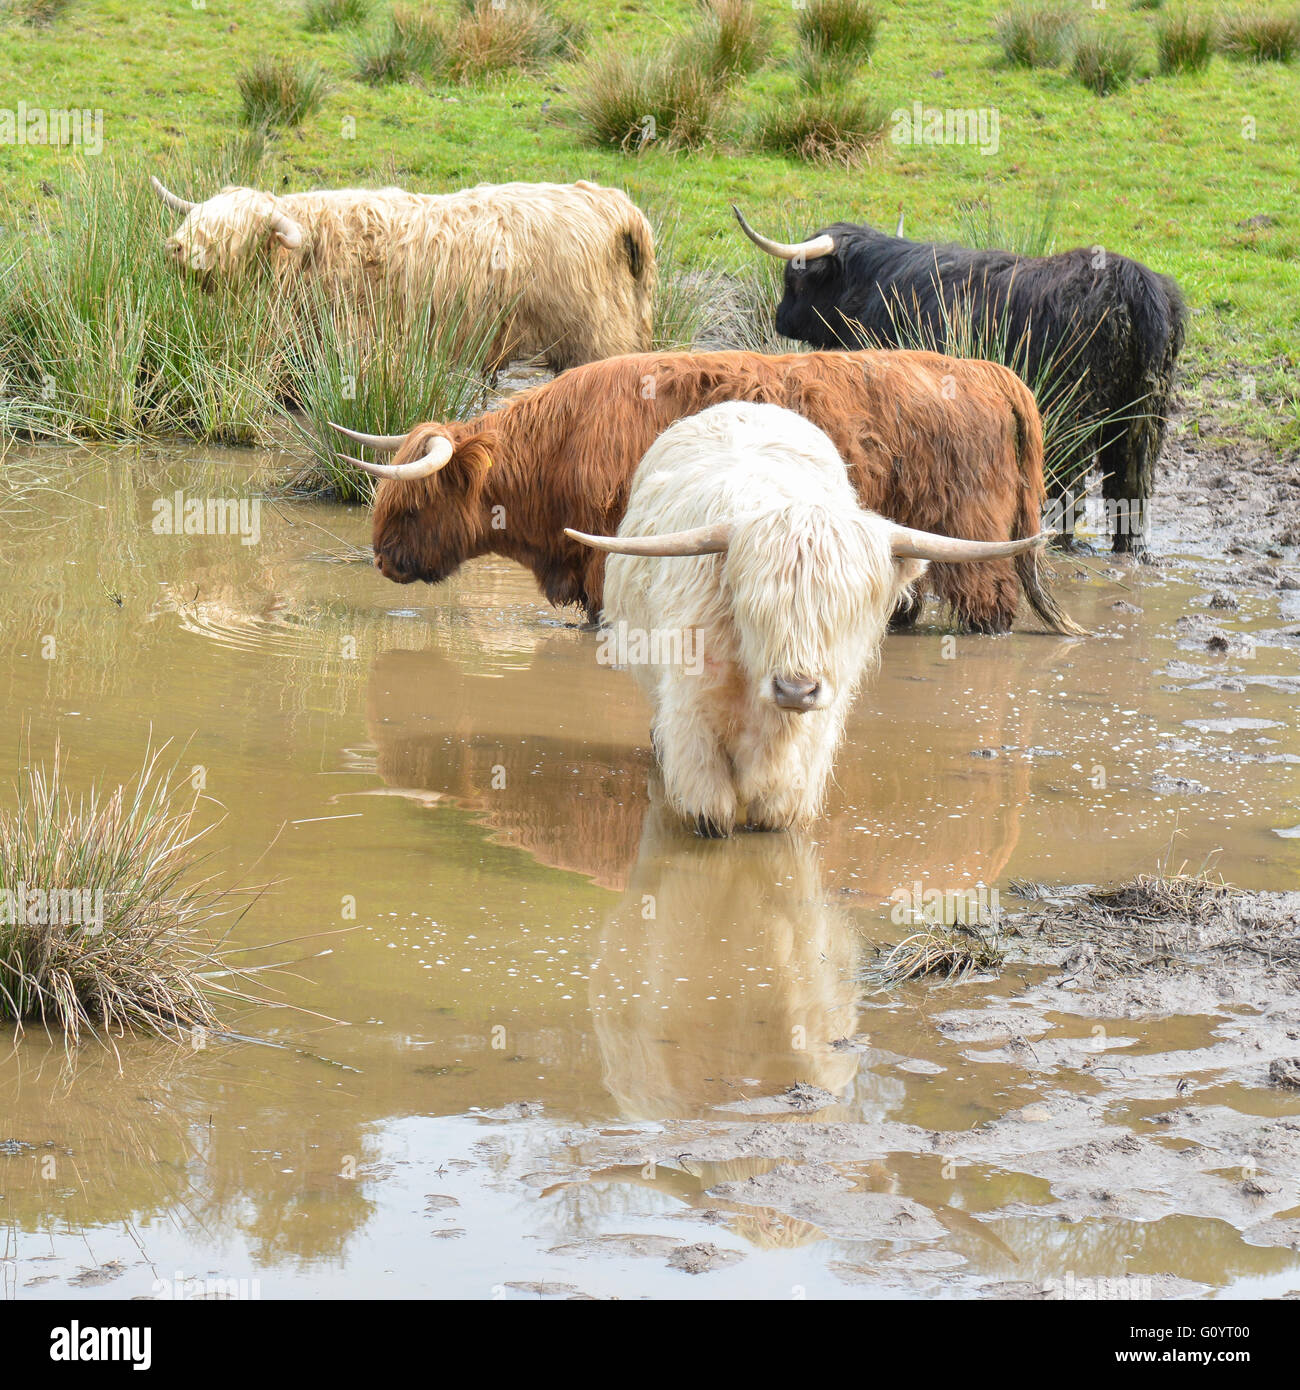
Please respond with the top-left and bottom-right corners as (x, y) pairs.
(772, 675), (821, 711)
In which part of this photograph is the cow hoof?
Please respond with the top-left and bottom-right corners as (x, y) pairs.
(1052, 535), (1096, 556)
(965, 619), (1013, 637)
(692, 814), (732, 839)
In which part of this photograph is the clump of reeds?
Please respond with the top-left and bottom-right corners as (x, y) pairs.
(1071, 25), (1141, 92)
(1155, 8), (1216, 71)
(995, 3), (1075, 67)
(0, 149), (286, 443)
(0, 745), (246, 1044)
(1217, 5), (1300, 61)
(795, 0), (882, 86)
(574, 47), (729, 150)
(287, 280), (505, 500)
(302, 0), (372, 31)
(679, 0), (770, 83)
(445, 0), (584, 82)
(751, 89), (890, 166)
(236, 56), (331, 127)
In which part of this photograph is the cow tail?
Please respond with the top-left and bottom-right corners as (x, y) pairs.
(622, 211), (657, 349)
(1010, 377), (1090, 637)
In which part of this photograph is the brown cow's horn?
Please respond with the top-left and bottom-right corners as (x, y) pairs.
(270, 209), (304, 249)
(328, 421), (407, 453)
(564, 523), (733, 557)
(732, 207), (835, 262)
(888, 527), (1053, 562)
(338, 436), (454, 481)
(150, 176), (196, 214)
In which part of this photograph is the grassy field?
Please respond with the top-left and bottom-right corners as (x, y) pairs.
(1, 0), (1297, 446)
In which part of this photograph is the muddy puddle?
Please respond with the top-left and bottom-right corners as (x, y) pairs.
(1, 445), (1297, 1300)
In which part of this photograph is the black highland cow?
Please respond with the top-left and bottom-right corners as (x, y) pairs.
(735, 208), (1187, 555)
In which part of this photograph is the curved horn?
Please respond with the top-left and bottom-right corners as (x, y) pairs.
(889, 527), (1053, 562)
(564, 523), (733, 557)
(270, 209), (304, 249)
(337, 436), (454, 482)
(895, 203), (905, 238)
(328, 421), (408, 453)
(150, 176), (196, 214)
(732, 206), (835, 262)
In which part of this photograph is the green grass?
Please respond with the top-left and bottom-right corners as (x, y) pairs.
(0, 0), (1296, 449)
(0, 744), (243, 1044)
(1156, 9), (1217, 71)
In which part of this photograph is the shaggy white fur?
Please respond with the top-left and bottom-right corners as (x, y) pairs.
(602, 401), (926, 835)
(160, 179), (655, 370)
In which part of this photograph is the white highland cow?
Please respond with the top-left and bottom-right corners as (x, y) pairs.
(567, 402), (1047, 836)
(149, 176), (656, 371)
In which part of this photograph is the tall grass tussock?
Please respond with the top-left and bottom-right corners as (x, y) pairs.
(752, 90), (890, 167)
(995, 3), (1075, 67)
(1155, 9), (1216, 72)
(302, 0), (372, 31)
(236, 55), (331, 127)
(574, 47), (729, 150)
(0, 746), (248, 1044)
(1217, 6), (1300, 61)
(1071, 26), (1141, 93)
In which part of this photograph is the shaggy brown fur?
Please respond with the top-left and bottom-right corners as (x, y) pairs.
(369, 349), (1081, 635)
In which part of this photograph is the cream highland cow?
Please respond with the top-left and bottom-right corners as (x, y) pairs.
(150, 176), (656, 371)
(567, 402), (1048, 836)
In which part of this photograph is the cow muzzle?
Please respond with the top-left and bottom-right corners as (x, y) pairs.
(772, 676), (823, 712)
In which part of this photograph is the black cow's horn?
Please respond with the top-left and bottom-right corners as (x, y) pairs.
(732, 207), (835, 262)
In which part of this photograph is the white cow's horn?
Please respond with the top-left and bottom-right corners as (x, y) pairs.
(889, 527), (1053, 562)
(338, 436), (454, 481)
(328, 421), (408, 453)
(564, 523), (733, 557)
(270, 210), (304, 249)
(732, 206), (835, 262)
(150, 176), (196, 214)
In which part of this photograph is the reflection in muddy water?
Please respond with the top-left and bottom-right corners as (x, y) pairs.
(2, 450), (1299, 1298)
(590, 802), (859, 1121)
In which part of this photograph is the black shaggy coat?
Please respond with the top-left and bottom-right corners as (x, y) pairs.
(770, 224), (1187, 553)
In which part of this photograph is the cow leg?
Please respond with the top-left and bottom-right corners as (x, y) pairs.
(1045, 440), (1092, 552)
(736, 712), (837, 831)
(931, 559), (1017, 635)
(1100, 426), (1152, 557)
(889, 590), (924, 631)
(654, 685), (736, 836)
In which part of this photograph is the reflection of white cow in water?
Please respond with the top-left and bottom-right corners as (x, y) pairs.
(568, 401), (1047, 836)
(589, 796), (860, 1124)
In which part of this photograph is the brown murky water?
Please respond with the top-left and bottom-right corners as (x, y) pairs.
(1, 445), (1297, 1299)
